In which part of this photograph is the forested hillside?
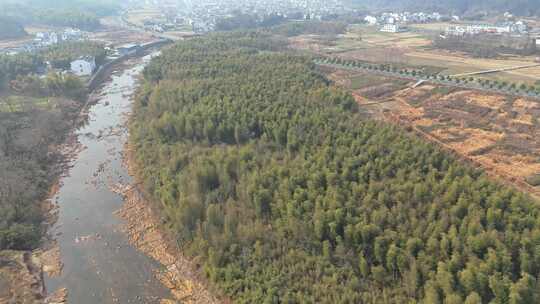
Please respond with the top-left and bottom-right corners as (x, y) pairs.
(130, 32), (540, 303)
(350, 0), (540, 16)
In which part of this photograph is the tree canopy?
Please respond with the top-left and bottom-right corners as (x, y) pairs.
(131, 31), (540, 303)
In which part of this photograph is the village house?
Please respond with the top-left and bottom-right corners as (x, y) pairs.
(445, 21), (529, 37)
(364, 15), (378, 25)
(70, 56), (96, 76)
(380, 23), (407, 33)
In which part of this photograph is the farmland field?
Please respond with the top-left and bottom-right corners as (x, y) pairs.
(125, 8), (164, 27)
(296, 24), (540, 85)
(0, 96), (52, 113)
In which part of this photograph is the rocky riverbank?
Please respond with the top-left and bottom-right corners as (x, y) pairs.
(108, 144), (220, 304)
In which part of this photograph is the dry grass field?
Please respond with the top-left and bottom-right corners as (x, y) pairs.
(125, 8), (164, 27)
(298, 24), (540, 85)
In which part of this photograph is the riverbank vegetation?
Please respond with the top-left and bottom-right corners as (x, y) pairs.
(131, 31), (540, 303)
(0, 48), (88, 250)
(0, 96), (82, 250)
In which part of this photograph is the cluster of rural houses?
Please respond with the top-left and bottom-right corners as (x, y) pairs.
(440, 20), (540, 48)
(364, 11), (449, 33)
(365, 11), (445, 26)
(364, 11), (538, 39)
(444, 21), (529, 37)
(175, 0), (351, 33)
(1, 28), (86, 55)
(68, 43), (143, 77)
(34, 28), (84, 47)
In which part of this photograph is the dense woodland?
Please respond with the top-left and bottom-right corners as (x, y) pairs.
(271, 21), (348, 37)
(131, 32), (540, 303)
(215, 14), (347, 38)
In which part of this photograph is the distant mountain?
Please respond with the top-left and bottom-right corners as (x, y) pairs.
(350, 0), (540, 16)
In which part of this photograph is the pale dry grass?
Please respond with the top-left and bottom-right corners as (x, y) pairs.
(514, 98), (540, 110)
(474, 152), (540, 180)
(464, 93), (507, 110)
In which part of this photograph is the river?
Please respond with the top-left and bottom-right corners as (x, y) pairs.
(44, 52), (173, 303)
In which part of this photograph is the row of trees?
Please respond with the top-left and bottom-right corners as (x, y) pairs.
(320, 57), (540, 96)
(130, 31), (540, 303)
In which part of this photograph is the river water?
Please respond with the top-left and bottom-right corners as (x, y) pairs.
(44, 52), (172, 303)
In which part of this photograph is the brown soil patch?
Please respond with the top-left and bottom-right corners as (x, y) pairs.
(514, 98), (540, 110)
(325, 65), (540, 199)
(0, 251), (44, 304)
(474, 152), (540, 182)
(415, 118), (436, 127)
(327, 69), (354, 87)
(36, 243), (62, 278)
(513, 113), (534, 126)
(433, 127), (504, 155)
(464, 93), (507, 110)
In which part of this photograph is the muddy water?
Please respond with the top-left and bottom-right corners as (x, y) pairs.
(44, 53), (172, 303)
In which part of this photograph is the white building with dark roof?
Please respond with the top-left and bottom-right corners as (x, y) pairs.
(70, 56), (96, 76)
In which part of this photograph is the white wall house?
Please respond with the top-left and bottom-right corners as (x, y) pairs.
(380, 24), (407, 33)
(364, 15), (378, 25)
(70, 56), (96, 76)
